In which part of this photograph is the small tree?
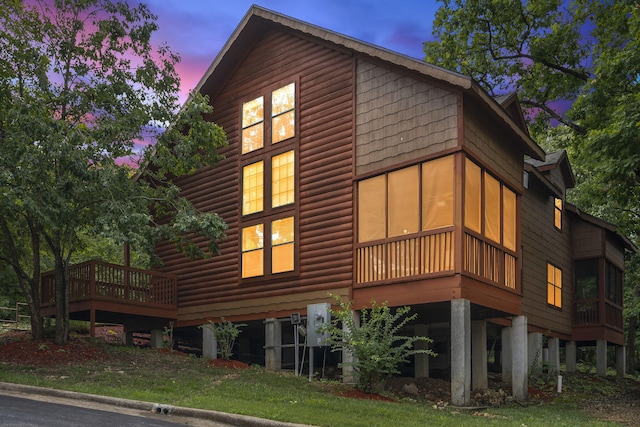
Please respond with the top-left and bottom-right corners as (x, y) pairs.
(324, 295), (436, 393)
(204, 318), (246, 360)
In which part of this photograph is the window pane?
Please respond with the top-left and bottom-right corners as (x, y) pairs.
(243, 97), (264, 127)
(272, 83), (295, 116)
(272, 110), (295, 143)
(575, 260), (598, 299)
(242, 123), (264, 153)
(503, 187), (516, 251)
(388, 166), (419, 237)
(242, 224), (264, 278)
(484, 172), (501, 243)
(272, 151), (295, 207)
(465, 159), (481, 233)
(554, 197), (562, 229)
(358, 175), (386, 242)
(422, 156), (454, 230)
(547, 264), (562, 308)
(242, 161), (264, 215)
(272, 217), (294, 274)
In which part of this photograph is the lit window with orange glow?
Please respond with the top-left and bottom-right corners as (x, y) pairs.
(242, 96), (264, 154)
(554, 197), (563, 230)
(272, 83), (295, 144)
(272, 151), (295, 208)
(547, 263), (562, 308)
(242, 161), (264, 215)
(272, 217), (294, 273)
(242, 224), (264, 278)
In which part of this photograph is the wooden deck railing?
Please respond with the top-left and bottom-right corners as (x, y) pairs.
(41, 261), (177, 309)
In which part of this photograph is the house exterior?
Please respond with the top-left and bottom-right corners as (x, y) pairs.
(41, 6), (634, 406)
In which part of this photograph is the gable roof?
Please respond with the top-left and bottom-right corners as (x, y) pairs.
(193, 5), (545, 160)
(566, 204), (637, 253)
(526, 150), (576, 190)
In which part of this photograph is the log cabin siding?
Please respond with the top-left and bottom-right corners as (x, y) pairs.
(571, 220), (604, 260)
(355, 60), (458, 175)
(463, 98), (523, 188)
(155, 29), (354, 323)
(520, 178), (573, 336)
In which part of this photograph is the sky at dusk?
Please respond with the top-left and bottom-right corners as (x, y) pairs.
(143, 1), (441, 101)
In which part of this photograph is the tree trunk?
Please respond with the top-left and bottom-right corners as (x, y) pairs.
(54, 253), (69, 345)
(626, 314), (638, 374)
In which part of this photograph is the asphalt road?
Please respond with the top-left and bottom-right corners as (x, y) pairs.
(0, 393), (218, 426)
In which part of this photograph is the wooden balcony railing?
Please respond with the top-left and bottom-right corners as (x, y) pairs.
(463, 233), (517, 290)
(41, 261), (177, 309)
(574, 299), (623, 330)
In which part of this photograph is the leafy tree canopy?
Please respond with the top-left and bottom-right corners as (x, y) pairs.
(0, 0), (227, 343)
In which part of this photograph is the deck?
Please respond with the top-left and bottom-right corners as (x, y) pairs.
(41, 261), (177, 335)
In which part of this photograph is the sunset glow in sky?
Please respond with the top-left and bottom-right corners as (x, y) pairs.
(144, 1), (440, 100)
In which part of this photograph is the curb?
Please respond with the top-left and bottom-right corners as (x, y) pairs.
(0, 382), (313, 427)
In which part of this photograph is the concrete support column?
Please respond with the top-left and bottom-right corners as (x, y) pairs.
(548, 337), (560, 374)
(566, 341), (577, 373)
(124, 331), (134, 346)
(342, 310), (360, 385)
(150, 329), (164, 349)
(414, 324), (430, 378)
(512, 316), (528, 402)
(617, 345), (626, 378)
(265, 318), (282, 371)
(472, 320), (488, 390)
(202, 323), (217, 360)
(501, 327), (512, 385)
(451, 299), (471, 406)
(528, 332), (543, 374)
(596, 339), (607, 377)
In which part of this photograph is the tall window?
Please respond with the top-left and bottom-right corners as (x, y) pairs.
(240, 82), (297, 278)
(358, 155), (454, 242)
(464, 159), (517, 251)
(606, 261), (623, 305)
(554, 197), (563, 230)
(547, 263), (562, 308)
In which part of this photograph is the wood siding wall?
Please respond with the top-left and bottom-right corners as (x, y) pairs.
(463, 97), (523, 188)
(355, 61), (458, 176)
(521, 178), (573, 336)
(155, 30), (355, 324)
(571, 221), (603, 260)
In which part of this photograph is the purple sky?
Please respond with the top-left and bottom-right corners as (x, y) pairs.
(144, 1), (440, 101)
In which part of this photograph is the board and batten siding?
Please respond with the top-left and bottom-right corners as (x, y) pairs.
(355, 60), (458, 176)
(154, 29), (355, 324)
(520, 179), (573, 336)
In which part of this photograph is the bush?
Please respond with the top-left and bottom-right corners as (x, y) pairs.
(323, 295), (436, 393)
(202, 318), (246, 360)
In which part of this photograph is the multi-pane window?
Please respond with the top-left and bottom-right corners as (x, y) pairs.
(575, 259), (598, 300)
(358, 155), (454, 242)
(547, 263), (562, 308)
(464, 159), (517, 251)
(554, 197), (563, 230)
(606, 261), (623, 305)
(240, 82), (297, 279)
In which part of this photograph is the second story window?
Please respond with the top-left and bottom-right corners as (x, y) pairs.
(554, 197), (563, 230)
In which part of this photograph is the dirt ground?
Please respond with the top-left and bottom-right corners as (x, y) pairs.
(1, 329), (640, 425)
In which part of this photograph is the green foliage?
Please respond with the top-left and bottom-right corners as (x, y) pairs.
(0, 0), (227, 343)
(202, 318), (246, 360)
(324, 295), (435, 393)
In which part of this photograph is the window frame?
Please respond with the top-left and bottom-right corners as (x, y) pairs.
(554, 197), (563, 230)
(547, 262), (563, 309)
(238, 79), (300, 281)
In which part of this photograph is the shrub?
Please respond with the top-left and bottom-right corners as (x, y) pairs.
(203, 318), (246, 360)
(323, 295), (436, 393)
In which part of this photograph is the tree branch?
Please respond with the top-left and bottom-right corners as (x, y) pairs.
(520, 99), (587, 134)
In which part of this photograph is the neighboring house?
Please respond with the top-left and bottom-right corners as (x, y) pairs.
(41, 6), (634, 406)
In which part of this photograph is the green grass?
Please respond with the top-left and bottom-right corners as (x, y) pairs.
(0, 344), (627, 426)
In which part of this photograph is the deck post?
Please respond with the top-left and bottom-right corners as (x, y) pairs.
(548, 337), (560, 374)
(414, 324), (429, 378)
(90, 307), (96, 337)
(501, 326), (512, 385)
(566, 341), (577, 373)
(451, 298), (471, 406)
(471, 320), (487, 390)
(597, 339), (607, 377)
(528, 332), (543, 374)
(265, 318), (281, 370)
(341, 310), (359, 385)
(202, 323), (217, 360)
(150, 329), (164, 349)
(616, 345), (626, 377)
(512, 315), (528, 402)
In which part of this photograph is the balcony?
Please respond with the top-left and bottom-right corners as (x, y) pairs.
(41, 261), (177, 335)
